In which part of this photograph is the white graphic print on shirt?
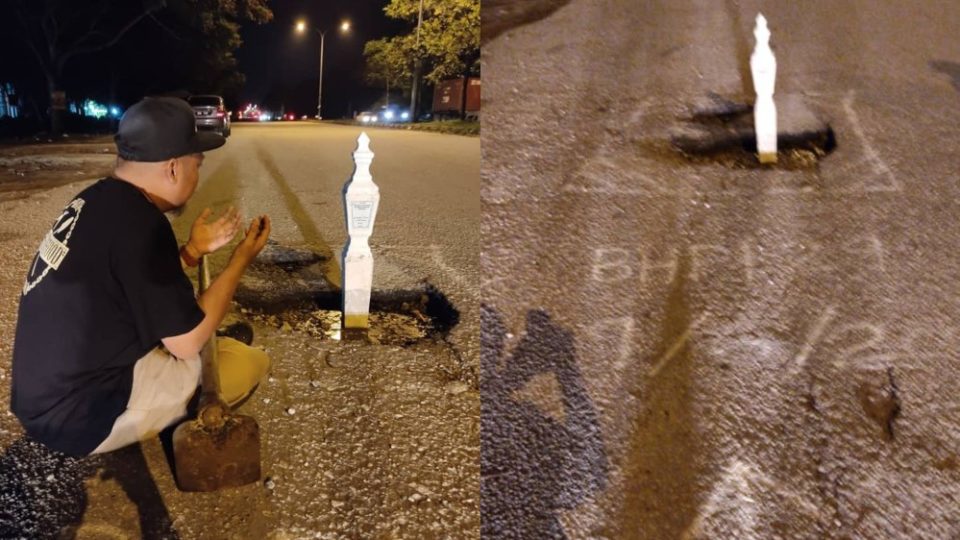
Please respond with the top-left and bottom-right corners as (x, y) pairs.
(23, 198), (85, 296)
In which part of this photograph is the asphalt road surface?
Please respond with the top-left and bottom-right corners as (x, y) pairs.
(482, 0), (960, 538)
(0, 121), (480, 538)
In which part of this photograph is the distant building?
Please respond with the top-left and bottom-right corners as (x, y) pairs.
(0, 83), (20, 118)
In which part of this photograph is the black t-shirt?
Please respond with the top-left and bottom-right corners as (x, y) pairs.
(10, 178), (205, 456)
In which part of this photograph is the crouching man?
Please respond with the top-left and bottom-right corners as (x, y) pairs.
(10, 96), (271, 456)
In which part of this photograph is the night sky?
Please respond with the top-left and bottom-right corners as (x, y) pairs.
(238, 0), (407, 117)
(0, 0), (410, 123)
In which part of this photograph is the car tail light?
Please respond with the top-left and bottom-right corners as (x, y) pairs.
(216, 111), (225, 118)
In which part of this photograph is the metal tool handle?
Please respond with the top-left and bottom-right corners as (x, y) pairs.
(198, 255), (227, 427)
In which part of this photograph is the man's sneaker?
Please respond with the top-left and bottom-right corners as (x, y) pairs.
(216, 321), (254, 346)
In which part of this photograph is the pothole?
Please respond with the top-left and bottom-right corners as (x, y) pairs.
(256, 240), (327, 272)
(235, 243), (459, 346)
(240, 286), (459, 346)
(668, 92), (836, 169)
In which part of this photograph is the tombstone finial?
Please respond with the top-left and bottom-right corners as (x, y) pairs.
(755, 14), (770, 46)
(751, 12), (778, 163)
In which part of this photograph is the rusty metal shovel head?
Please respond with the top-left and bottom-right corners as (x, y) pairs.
(172, 255), (262, 492)
(172, 406), (261, 492)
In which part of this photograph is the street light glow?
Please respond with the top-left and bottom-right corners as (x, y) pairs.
(294, 17), (352, 119)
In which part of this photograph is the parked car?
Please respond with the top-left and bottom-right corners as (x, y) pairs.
(188, 95), (230, 136)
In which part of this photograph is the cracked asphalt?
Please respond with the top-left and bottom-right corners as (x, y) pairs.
(0, 121), (479, 538)
(482, 0), (960, 537)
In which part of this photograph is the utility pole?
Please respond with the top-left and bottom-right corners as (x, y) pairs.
(409, 0), (424, 122)
(318, 29), (326, 119)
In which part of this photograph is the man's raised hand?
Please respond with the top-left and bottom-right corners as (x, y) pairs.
(232, 215), (272, 266)
(188, 206), (242, 256)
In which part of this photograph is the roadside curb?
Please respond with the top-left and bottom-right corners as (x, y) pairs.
(323, 119), (480, 137)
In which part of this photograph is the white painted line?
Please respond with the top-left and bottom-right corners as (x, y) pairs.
(649, 313), (708, 376)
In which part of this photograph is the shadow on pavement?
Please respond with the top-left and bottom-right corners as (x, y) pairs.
(481, 306), (608, 538)
(930, 60), (960, 93)
(0, 437), (178, 539)
(619, 251), (700, 537)
(255, 144), (342, 287)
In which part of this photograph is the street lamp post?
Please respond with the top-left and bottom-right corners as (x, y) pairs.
(296, 19), (350, 120)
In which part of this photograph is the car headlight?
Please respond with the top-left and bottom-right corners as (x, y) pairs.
(383, 110), (394, 120)
(401, 111), (410, 119)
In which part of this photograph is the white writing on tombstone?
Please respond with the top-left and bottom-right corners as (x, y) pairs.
(350, 201), (375, 230)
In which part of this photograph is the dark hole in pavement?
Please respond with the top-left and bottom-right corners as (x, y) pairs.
(257, 240), (326, 273)
(235, 245), (459, 346)
(669, 93), (836, 170)
(234, 272), (460, 346)
(239, 286), (459, 346)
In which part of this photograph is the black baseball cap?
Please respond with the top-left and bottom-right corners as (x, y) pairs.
(114, 96), (225, 162)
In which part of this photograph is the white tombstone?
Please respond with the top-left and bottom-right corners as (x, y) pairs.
(750, 13), (778, 163)
(342, 132), (379, 333)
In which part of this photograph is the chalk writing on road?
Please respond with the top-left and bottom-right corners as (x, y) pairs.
(559, 89), (902, 199)
(682, 458), (819, 539)
(589, 236), (885, 287)
(583, 309), (940, 379)
(790, 316), (919, 372)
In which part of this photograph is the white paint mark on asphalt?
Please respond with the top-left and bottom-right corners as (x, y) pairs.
(682, 458), (820, 540)
(585, 315), (639, 374)
(842, 90), (902, 193)
(588, 236), (885, 294)
(373, 243), (477, 296)
(564, 154), (681, 197)
(649, 313), (708, 377)
(639, 249), (680, 287)
(831, 321), (891, 370)
(847, 235), (885, 271)
(790, 305), (838, 373)
(741, 240), (756, 285)
(628, 99), (654, 124)
(590, 247), (633, 283)
(608, 316), (636, 372)
(681, 459), (760, 540)
(558, 90), (906, 200)
(430, 244), (470, 289)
